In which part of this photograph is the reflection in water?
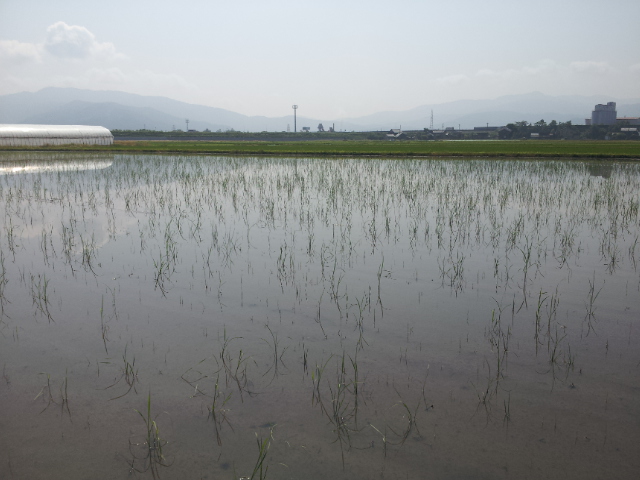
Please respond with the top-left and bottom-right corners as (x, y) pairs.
(0, 160), (113, 175)
(0, 152), (114, 175)
(0, 155), (638, 480)
(585, 162), (614, 178)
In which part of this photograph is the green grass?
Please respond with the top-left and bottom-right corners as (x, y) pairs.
(2, 140), (640, 158)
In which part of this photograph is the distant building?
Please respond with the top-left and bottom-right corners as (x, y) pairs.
(473, 126), (501, 131)
(617, 117), (640, 126)
(386, 129), (406, 139)
(591, 102), (617, 126)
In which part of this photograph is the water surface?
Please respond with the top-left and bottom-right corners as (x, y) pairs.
(0, 153), (638, 479)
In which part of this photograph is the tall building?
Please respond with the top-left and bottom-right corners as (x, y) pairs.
(591, 102), (617, 125)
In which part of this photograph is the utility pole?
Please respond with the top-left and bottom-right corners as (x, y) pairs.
(186, 119), (190, 131)
(292, 105), (298, 133)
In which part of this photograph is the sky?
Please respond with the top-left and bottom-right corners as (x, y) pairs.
(1, 0), (639, 119)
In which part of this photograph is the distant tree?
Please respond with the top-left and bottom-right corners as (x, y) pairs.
(586, 125), (607, 140)
(534, 119), (547, 128)
(548, 120), (557, 127)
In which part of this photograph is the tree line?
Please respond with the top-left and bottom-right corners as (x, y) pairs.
(500, 120), (638, 140)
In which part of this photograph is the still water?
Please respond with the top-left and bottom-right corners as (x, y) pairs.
(0, 152), (638, 479)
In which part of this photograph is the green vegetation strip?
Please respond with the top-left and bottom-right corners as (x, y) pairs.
(2, 140), (640, 158)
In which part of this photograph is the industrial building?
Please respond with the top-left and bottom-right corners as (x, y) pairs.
(0, 124), (113, 147)
(587, 102), (617, 126)
(617, 117), (640, 126)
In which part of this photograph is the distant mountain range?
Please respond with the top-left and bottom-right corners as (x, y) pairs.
(1, 87), (639, 132)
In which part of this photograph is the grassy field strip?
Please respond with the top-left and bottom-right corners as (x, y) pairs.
(1, 140), (640, 158)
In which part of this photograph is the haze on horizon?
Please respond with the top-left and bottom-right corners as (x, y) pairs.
(1, 0), (639, 121)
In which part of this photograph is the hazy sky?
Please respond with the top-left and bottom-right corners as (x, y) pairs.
(1, 0), (639, 119)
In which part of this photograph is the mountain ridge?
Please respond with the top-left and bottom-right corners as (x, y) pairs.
(1, 87), (639, 132)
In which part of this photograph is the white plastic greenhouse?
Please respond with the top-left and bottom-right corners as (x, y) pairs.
(0, 124), (113, 146)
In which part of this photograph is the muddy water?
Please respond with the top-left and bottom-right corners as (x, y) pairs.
(0, 153), (639, 479)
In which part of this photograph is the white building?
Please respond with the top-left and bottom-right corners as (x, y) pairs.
(0, 124), (113, 146)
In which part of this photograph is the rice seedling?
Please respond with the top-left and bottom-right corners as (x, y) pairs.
(311, 356), (331, 409)
(309, 351), (367, 468)
(352, 294), (370, 349)
(105, 348), (139, 400)
(262, 324), (288, 380)
(153, 257), (170, 296)
(219, 334), (255, 401)
(130, 392), (173, 479)
(485, 303), (510, 391)
(60, 371), (71, 418)
(30, 273), (53, 322)
(325, 361), (355, 467)
(79, 233), (98, 274)
(534, 290), (547, 355)
(368, 422), (389, 457)
(503, 391), (511, 427)
(473, 377), (496, 421)
(314, 292), (327, 338)
(302, 343), (309, 376)
(239, 429), (273, 480)
(517, 235), (537, 305)
(33, 373), (56, 413)
(0, 250), (9, 318)
(583, 272), (603, 337)
(34, 372), (70, 417)
(208, 375), (233, 446)
(5, 217), (18, 260)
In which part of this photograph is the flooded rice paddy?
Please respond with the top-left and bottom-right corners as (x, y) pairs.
(0, 152), (639, 479)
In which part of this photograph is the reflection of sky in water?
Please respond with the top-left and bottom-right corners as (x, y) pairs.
(1, 155), (639, 480)
(0, 152), (114, 175)
(0, 160), (113, 175)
